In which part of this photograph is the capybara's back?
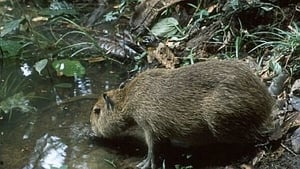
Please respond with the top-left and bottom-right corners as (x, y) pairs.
(125, 61), (274, 144)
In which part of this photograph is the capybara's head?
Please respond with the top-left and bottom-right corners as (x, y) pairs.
(90, 90), (129, 138)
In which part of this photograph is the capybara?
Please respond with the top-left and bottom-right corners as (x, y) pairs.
(90, 60), (274, 169)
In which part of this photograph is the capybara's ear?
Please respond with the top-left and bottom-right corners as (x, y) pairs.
(103, 93), (114, 111)
(119, 82), (125, 89)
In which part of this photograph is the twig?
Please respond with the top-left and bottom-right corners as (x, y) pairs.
(280, 143), (297, 156)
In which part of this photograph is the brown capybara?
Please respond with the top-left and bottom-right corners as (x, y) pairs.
(90, 60), (274, 169)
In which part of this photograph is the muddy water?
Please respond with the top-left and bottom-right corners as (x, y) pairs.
(0, 61), (143, 169)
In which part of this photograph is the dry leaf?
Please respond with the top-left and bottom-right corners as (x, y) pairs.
(147, 43), (179, 69)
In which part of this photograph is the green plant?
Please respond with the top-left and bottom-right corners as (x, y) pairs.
(130, 51), (147, 72)
(0, 73), (36, 119)
(104, 159), (117, 168)
(0, 92), (36, 119)
(183, 47), (196, 66)
(246, 22), (300, 76)
(249, 22), (300, 57)
(103, 0), (128, 23)
(0, 73), (26, 99)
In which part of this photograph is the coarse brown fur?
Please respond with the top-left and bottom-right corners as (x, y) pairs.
(90, 60), (275, 169)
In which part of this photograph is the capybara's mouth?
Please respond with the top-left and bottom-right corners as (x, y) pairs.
(89, 126), (98, 137)
(89, 131), (97, 137)
(89, 126), (107, 139)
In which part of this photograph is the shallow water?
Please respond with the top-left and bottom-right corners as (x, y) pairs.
(0, 60), (142, 169)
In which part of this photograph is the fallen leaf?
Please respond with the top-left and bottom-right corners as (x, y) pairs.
(147, 42), (179, 69)
(34, 59), (48, 75)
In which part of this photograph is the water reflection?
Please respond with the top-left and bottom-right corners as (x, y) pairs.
(20, 63), (32, 77)
(23, 134), (68, 169)
(55, 76), (93, 104)
(73, 76), (92, 96)
(1, 61), (129, 169)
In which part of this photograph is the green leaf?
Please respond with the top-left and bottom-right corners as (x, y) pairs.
(39, 9), (77, 17)
(0, 38), (23, 57)
(151, 17), (179, 38)
(54, 83), (73, 88)
(34, 59), (48, 75)
(261, 6), (273, 11)
(0, 18), (25, 37)
(195, 9), (209, 21)
(52, 59), (85, 77)
(269, 59), (282, 75)
(104, 11), (119, 22)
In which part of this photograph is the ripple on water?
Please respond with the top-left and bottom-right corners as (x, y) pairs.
(23, 134), (68, 169)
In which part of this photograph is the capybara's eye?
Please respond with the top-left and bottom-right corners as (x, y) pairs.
(94, 108), (101, 115)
